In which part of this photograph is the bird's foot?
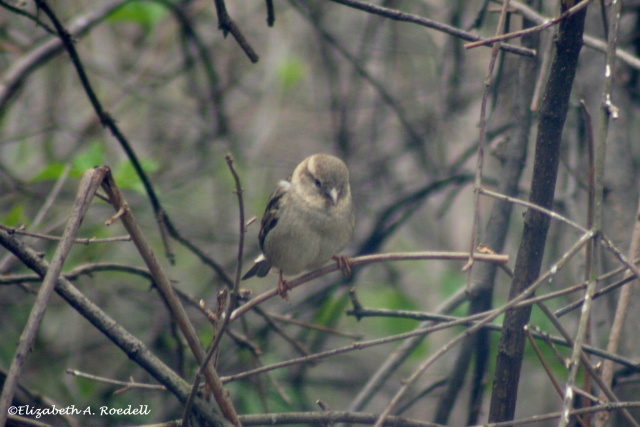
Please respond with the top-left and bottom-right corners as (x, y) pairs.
(333, 255), (352, 278)
(277, 271), (291, 301)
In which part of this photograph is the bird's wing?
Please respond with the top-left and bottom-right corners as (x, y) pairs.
(258, 179), (291, 250)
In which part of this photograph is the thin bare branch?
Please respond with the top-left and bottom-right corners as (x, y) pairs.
(0, 167), (107, 425)
(465, 0), (592, 49)
(100, 170), (241, 426)
(231, 251), (508, 321)
(326, 0), (535, 57)
(508, 0), (640, 70)
(181, 154), (246, 426)
(212, 0), (259, 63)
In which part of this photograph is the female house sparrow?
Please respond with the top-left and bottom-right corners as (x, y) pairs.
(243, 154), (355, 299)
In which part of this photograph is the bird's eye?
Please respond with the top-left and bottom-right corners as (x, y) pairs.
(314, 178), (322, 188)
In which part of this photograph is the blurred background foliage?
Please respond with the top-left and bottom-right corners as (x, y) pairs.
(1, 0), (640, 426)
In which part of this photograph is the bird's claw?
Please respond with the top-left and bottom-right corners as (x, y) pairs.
(277, 271), (291, 301)
(333, 255), (352, 278)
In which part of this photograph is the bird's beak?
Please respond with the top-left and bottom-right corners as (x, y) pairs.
(328, 188), (340, 206)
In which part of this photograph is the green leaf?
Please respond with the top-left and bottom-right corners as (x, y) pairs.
(30, 143), (103, 182)
(277, 58), (306, 92)
(29, 162), (67, 183)
(108, 2), (167, 32)
(71, 142), (105, 178)
(3, 204), (25, 226)
(113, 159), (159, 193)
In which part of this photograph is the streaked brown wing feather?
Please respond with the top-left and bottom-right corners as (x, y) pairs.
(258, 179), (290, 250)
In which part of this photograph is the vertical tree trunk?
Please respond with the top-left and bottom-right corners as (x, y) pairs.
(433, 4), (541, 423)
(488, 2), (588, 422)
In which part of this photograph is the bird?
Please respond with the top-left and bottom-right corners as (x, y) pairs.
(242, 154), (355, 299)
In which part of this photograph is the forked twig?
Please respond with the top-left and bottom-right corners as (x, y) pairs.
(180, 154), (246, 427)
(100, 169), (241, 426)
